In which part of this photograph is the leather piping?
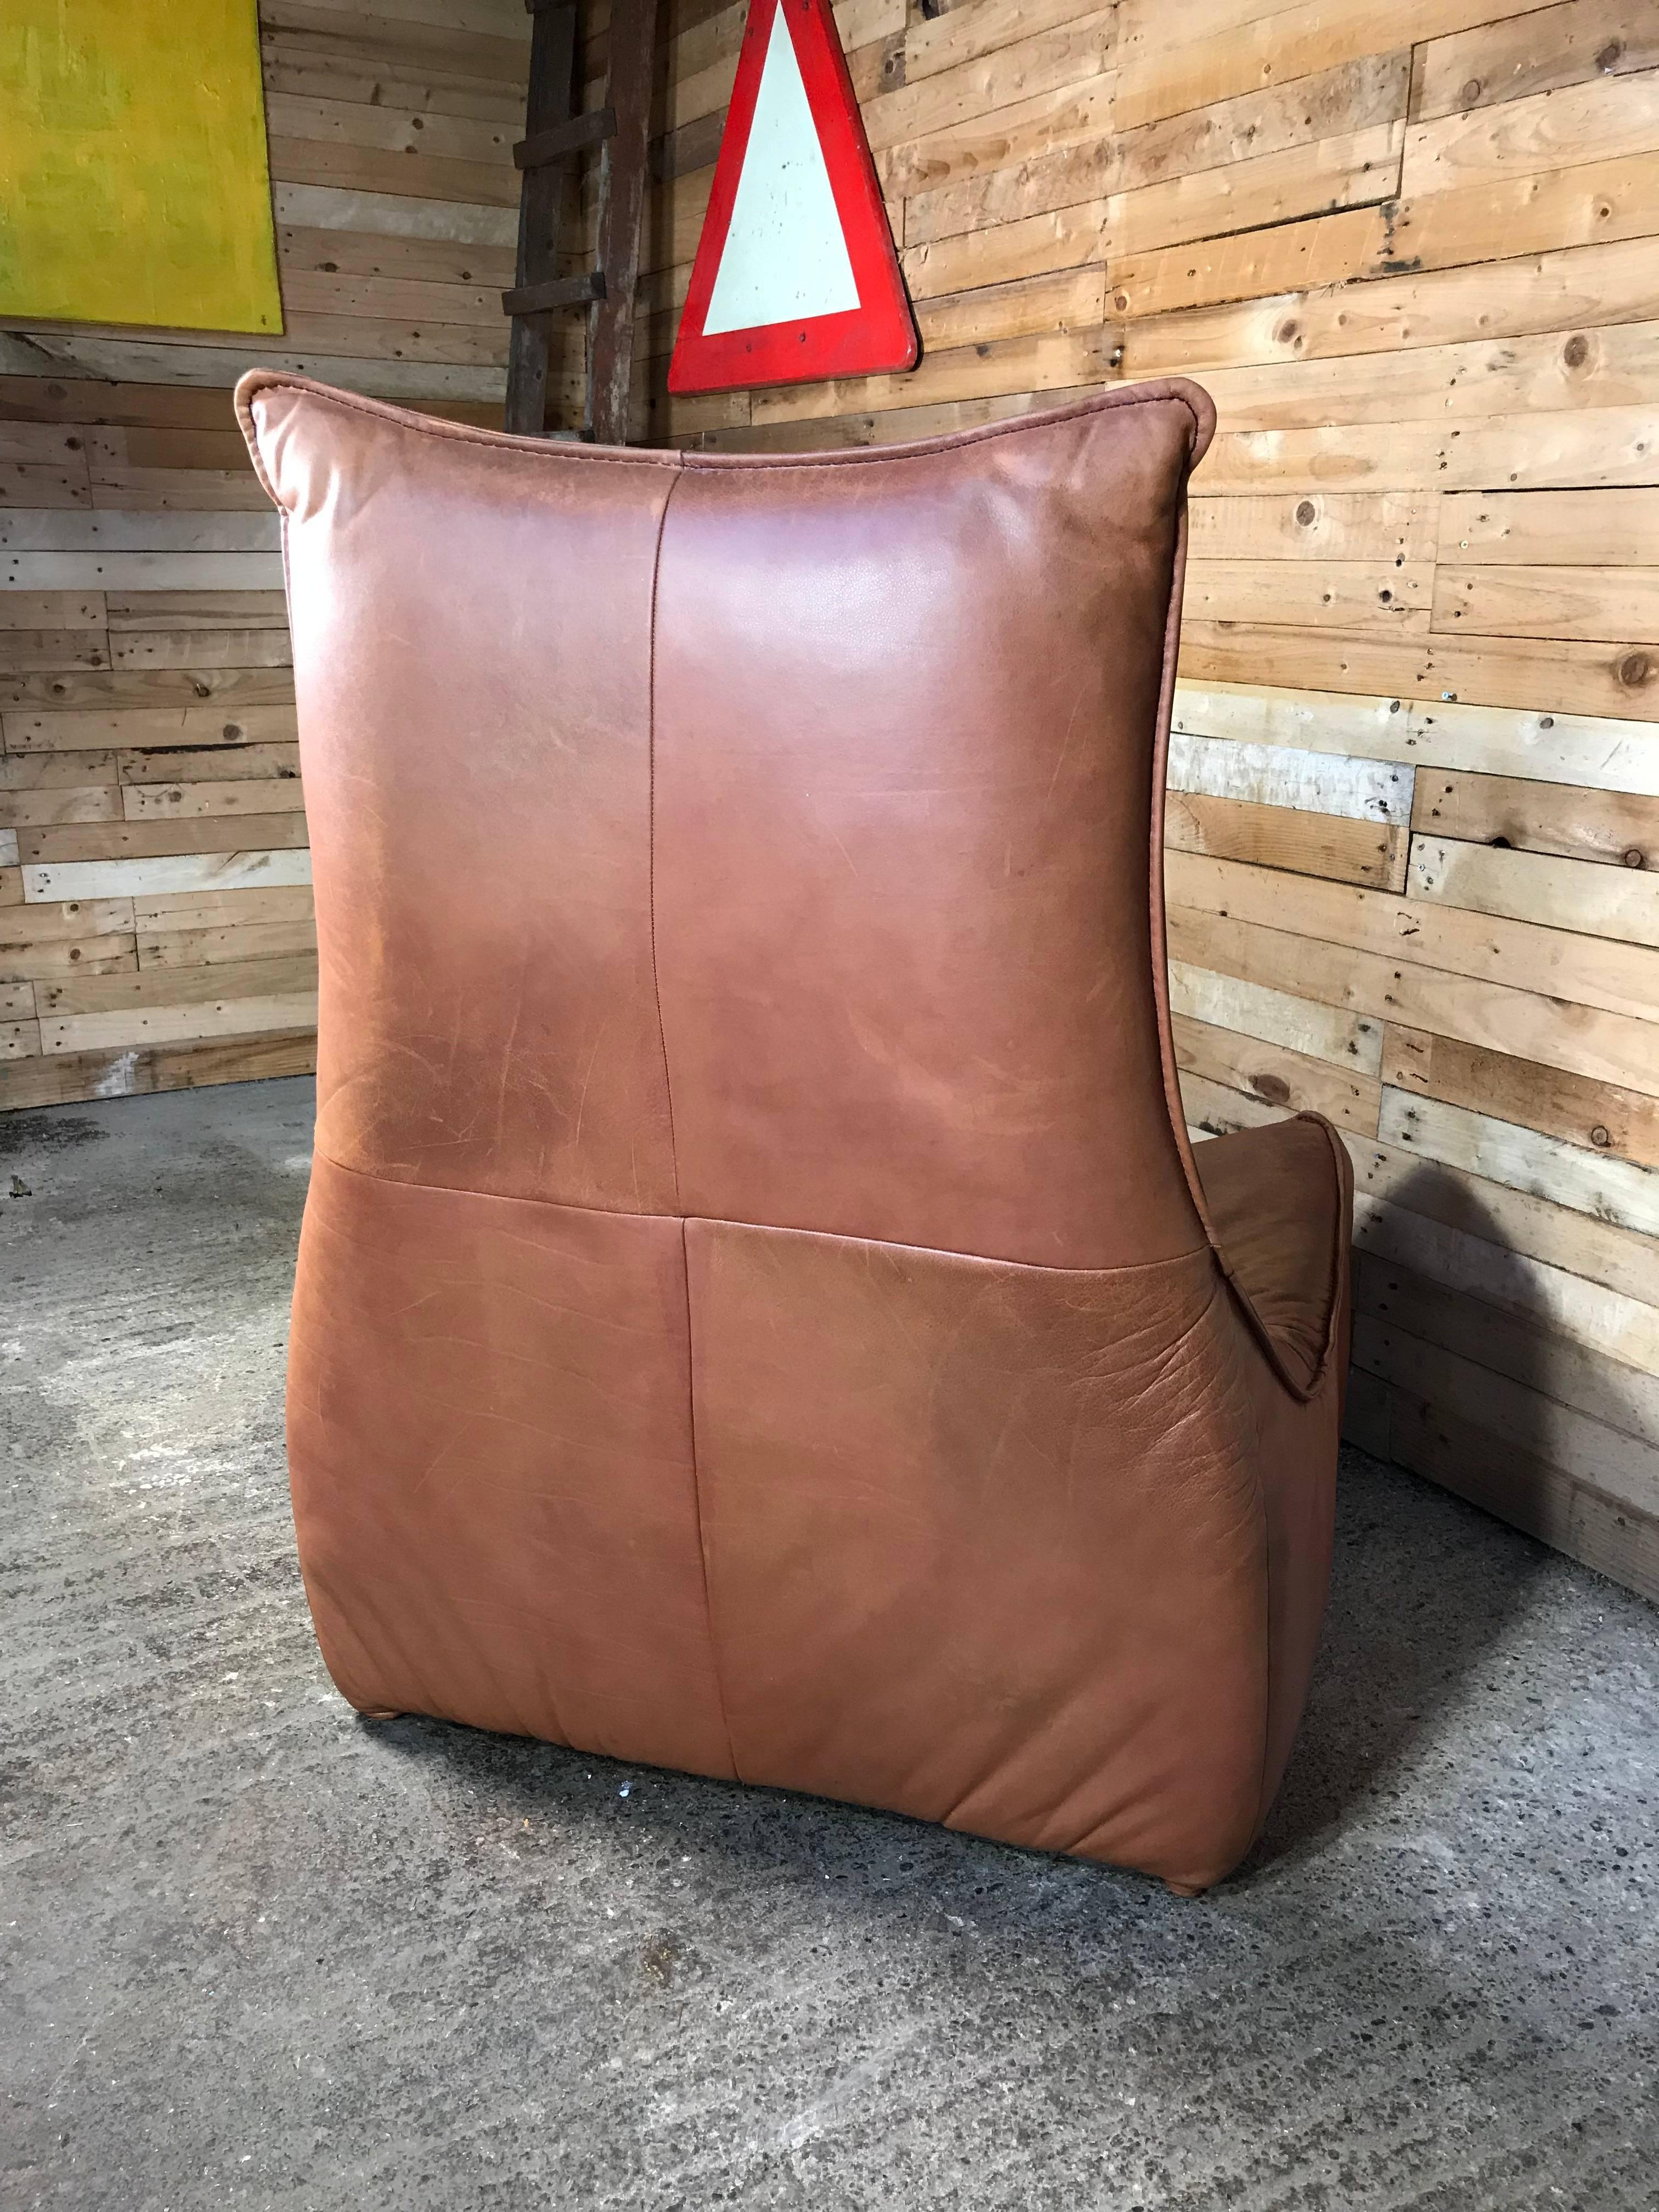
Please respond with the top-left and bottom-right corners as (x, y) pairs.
(233, 370), (1215, 496)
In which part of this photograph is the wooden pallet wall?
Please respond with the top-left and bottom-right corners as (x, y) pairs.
(2, 0), (1656, 1603)
(633, 0), (1659, 1604)
(0, 0), (541, 1113)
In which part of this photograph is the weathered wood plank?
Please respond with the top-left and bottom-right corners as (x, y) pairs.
(1167, 847), (1659, 1024)
(1409, 834), (1659, 949)
(1410, 769), (1659, 868)
(1168, 900), (1659, 1097)
(1165, 791), (1408, 889)
(1379, 1085), (1659, 1239)
(1382, 1023), (1659, 1169)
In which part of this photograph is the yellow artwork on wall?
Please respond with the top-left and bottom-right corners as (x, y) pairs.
(0, 0), (284, 334)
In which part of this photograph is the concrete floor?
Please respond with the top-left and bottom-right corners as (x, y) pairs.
(2, 1079), (1656, 2211)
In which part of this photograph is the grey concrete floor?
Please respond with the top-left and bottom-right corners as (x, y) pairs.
(2, 1077), (1656, 2212)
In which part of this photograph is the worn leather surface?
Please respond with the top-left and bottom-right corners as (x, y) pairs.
(241, 369), (1351, 1892)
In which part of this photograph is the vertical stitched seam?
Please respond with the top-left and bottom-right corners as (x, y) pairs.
(648, 471), (736, 1776)
(647, 465), (685, 1211)
(682, 1221), (741, 1782)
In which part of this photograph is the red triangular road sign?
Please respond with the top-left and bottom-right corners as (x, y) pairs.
(668, 0), (918, 396)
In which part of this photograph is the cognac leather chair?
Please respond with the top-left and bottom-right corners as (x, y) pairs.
(239, 370), (1352, 1895)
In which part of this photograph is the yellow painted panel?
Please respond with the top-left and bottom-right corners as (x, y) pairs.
(0, 0), (283, 335)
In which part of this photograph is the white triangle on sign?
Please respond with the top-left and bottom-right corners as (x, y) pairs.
(701, 3), (861, 337)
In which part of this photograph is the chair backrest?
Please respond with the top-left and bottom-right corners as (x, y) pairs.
(240, 374), (1216, 1271)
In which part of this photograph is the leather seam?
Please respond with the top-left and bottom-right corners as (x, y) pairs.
(235, 371), (679, 481)
(680, 1221), (741, 1785)
(306, 1149), (1213, 1279)
(647, 465), (686, 1211)
(682, 384), (1212, 470)
(233, 371), (1214, 494)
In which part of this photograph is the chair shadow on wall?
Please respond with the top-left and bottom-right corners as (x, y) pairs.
(1243, 1147), (1637, 1877)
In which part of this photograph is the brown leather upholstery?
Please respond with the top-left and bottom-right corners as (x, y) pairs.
(240, 371), (1352, 1894)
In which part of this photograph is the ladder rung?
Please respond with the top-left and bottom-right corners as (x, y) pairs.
(515, 107), (616, 170)
(502, 271), (607, 317)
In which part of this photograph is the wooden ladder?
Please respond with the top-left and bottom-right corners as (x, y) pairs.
(503, 0), (659, 444)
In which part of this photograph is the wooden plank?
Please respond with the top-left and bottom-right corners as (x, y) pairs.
(19, 816), (309, 865)
(1347, 1130), (1659, 1310)
(1188, 493), (1432, 563)
(0, 424), (90, 466)
(2, 330), (509, 405)
(1110, 204), (1387, 320)
(1122, 235), (1659, 379)
(1114, 0), (1558, 133)
(0, 512), (279, 552)
(863, 11), (1114, 155)
(1172, 1011), (1380, 1132)
(0, 631), (111, 676)
(1179, 621), (1659, 727)
(1182, 557), (1430, 630)
(131, 885), (315, 933)
(912, 267), (1107, 354)
(277, 222), (517, 290)
(1353, 1188), (1659, 1381)
(139, 915), (319, 970)
(1440, 487), (1659, 568)
(1179, 1066), (1287, 1138)
(1353, 1311), (1659, 1517)
(1194, 317), (1659, 432)
(86, 427), (251, 472)
(41, 990), (320, 1056)
(1379, 149), (1659, 280)
(0, 463), (93, 510)
(2, 554), (286, 592)
(0, 667), (295, 712)
(1409, 835), (1659, 950)
(1169, 958), (1383, 1073)
(0, 593), (106, 631)
(904, 51), (1409, 247)
(271, 180), (520, 247)
(1168, 730), (1413, 824)
(1410, 770), (1659, 870)
(3, 706), (299, 752)
(266, 136), (518, 210)
(1413, 0), (1659, 124)
(1201, 408), (1659, 496)
(103, 592), (290, 630)
(0, 783), (121, 830)
(0, 751), (118, 787)
(276, 267), (506, 325)
(1433, 565), (1659, 647)
(876, 74), (1113, 201)
(1378, 1087), (1659, 1240)
(905, 0), (1103, 82)
(1383, 1023), (1659, 1170)
(1403, 65), (1659, 191)
(87, 470), (272, 514)
(0, 899), (137, 983)
(748, 326), (1116, 426)
(0, 1026), (316, 1112)
(1168, 901), (1659, 1097)
(121, 778), (308, 822)
(900, 121), (1402, 300)
(1166, 848), (1659, 1025)
(1380, 1379), (1659, 1608)
(111, 630), (294, 671)
(37, 951), (318, 1018)
(1166, 790), (1408, 889)
(119, 744), (301, 786)
(20, 851), (314, 903)
(0, 1019), (42, 1060)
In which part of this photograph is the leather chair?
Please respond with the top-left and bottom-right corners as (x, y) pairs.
(239, 371), (1351, 1895)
